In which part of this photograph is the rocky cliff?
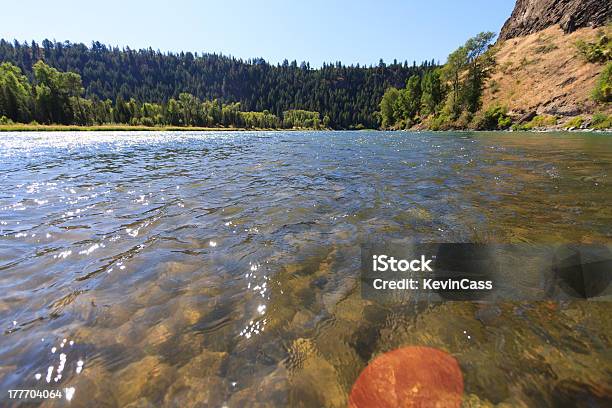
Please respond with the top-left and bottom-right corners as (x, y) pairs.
(499, 0), (611, 41)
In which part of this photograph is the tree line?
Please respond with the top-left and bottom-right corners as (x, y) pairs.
(0, 39), (437, 129)
(0, 60), (333, 129)
(379, 32), (511, 130)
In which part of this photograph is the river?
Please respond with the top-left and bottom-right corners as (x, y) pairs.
(0, 131), (610, 406)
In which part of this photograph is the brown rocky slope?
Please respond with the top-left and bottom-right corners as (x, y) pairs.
(478, 0), (611, 128)
(482, 25), (611, 124)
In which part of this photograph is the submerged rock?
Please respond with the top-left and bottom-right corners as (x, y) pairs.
(349, 346), (463, 408)
(287, 338), (347, 407)
(164, 375), (226, 407)
(114, 355), (176, 405)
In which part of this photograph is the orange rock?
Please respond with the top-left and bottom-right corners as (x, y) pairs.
(544, 301), (558, 311)
(349, 346), (463, 408)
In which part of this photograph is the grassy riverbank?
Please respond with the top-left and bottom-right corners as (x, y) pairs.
(1, 123), (610, 133)
(0, 124), (287, 132)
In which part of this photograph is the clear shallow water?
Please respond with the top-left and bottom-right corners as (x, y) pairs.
(0, 130), (610, 407)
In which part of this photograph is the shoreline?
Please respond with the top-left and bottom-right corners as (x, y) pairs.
(0, 124), (288, 132)
(0, 124), (610, 133)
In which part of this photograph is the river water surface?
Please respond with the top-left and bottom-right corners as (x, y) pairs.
(0, 131), (610, 407)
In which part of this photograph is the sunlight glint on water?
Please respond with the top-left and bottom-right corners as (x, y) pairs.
(0, 130), (610, 407)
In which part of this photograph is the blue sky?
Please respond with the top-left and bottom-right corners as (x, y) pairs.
(1, 0), (515, 67)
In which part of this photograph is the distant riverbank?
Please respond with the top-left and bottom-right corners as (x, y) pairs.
(3, 124), (610, 133)
(0, 124), (316, 132)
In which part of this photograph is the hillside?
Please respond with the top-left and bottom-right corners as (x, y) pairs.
(482, 25), (611, 125)
(0, 40), (434, 129)
(1, 0), (610, 131)
(377, 0), (610, 132)
(482, 0), (612, 129)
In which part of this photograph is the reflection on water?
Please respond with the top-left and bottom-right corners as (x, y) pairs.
(0, 131), (610, 407)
